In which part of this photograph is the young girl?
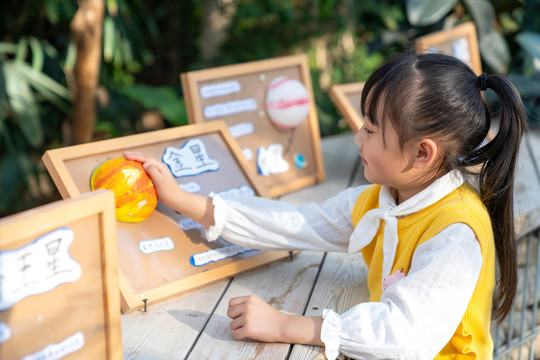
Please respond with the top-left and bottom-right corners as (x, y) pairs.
(124, 53), (526, 359)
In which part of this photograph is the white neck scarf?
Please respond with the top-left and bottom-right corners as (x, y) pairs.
(349, 170), (466, 288)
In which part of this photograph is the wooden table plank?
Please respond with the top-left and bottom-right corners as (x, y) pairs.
(288, 252), (370, 359)
(121, 279), (230, 359)
(186, 251), (325, 360)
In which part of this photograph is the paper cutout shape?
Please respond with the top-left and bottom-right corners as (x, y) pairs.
(265, 76), (310, 130)
(22, 331), (84, 360)
(200, 80), (241, 99)
(203, 98), (257, 119)
(257, 144), (290, 176)
(190, 245), (255, 267)
(139, 237), (175, 254)
(163, 139), (219, 178)
(0, 322), (11, 344)
(0, 227), (82, 311)
(228, 122), (254, 138)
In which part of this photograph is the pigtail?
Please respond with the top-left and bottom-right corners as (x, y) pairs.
(464, 74), (527, 322)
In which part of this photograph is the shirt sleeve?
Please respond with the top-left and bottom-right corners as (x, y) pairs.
(206, 186), (370, 252)
(320, 224), (483, 360)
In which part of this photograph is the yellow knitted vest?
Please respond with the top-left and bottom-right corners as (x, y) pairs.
(352, 183), (495, 359)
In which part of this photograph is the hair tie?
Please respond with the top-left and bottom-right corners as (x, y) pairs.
(479, 73), (488, 91)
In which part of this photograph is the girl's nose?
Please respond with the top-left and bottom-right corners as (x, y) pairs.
(354, 130), (363, 148)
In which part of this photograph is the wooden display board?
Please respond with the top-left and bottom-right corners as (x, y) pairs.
(415, 22), (482, 75)
(329, 82), (366, 133)
(181, 54), (325, 198)
(0, 190), (121, 359)
(42, 121), (290, 313)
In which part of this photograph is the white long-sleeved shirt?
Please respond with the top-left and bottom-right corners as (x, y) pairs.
(206, 172), (483, 359)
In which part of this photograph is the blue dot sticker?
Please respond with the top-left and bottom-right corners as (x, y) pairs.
(293, 153), (307, 169)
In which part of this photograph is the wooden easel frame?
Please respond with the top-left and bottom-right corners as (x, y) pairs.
(329, 82), (366, 133)
(0, 190), (121, 359)
(42, 121), (290, 312)
(415, 21), (482, 75)
(181, 54), (325, 198)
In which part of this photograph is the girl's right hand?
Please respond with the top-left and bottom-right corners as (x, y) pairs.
(123, 151), (181, 208)
(123, 151), (216, 228)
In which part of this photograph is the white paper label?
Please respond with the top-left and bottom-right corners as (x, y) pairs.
(452, 37), (470, 63)
(242, 148), (253, 161)
(179, 218), (203, 231)
(22, 331), (84, 360)
(0, 227), (82, 311)
(203, 98), (257, 118)
(200, 80), (241, 99)
(163, 139), (219, 178)
(228, 122), (254, 138)
(179, 181), (201, 193)
(257, 143), (290, 176)
(190, 245), (255, 266)
(139, 237), (175, 254)
(0, 322), (11, 344)
(214, 185), (255, 200)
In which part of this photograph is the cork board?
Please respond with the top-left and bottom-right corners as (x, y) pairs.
(0, 190), (121, 360)
(42, 121), (289, 313)
(415, 22), (482, 75)
(181, 54), (325, 198)
(329, 82), (366, 133)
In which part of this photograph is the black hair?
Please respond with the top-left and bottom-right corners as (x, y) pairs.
(361, 53), (527, 322)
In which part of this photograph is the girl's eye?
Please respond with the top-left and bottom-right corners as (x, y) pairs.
(364, 126), (374, 134)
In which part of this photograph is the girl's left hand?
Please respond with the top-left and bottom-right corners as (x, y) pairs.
(227, 295), (287, 343)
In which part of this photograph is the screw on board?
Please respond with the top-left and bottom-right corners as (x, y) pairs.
(143, 298), (148, 312)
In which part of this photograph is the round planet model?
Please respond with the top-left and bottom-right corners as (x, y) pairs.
(90, 158), (158, 222)
(265, 76), (310, 130)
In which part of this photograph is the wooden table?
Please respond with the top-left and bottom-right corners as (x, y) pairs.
(121, 251), (369, 359)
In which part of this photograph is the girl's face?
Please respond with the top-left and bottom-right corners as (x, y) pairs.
(354, 118), (419, 201)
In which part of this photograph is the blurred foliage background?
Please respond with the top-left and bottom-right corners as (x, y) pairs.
(1, 0), (539, 217)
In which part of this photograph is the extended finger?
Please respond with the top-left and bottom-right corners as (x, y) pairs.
(123, 151), (148, 162)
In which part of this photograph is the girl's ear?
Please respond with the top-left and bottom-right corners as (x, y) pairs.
(412, 138), (439, 169)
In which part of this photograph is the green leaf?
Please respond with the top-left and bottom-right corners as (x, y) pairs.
(63, 41), (77, 73)
(464, 0), (494, 37)
(3, 63), (43, 147)
(516, 32), (540, 61)
(104, 16), (115, 62)
(15, 62), (71, 101)
(28, 37), (44, 71)
(463, 0), (510, 74)
(0, 43), (18, 54)
(15, 38), (28, 63)
(406, 0), (457, 26)
(0, 154), (21, 212)
(45, 0), (60, 24)
(118, 85), (187, 126)
(479, 31), (510, 74)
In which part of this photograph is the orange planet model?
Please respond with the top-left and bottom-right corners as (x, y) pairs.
(90, 158), (158, 222)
